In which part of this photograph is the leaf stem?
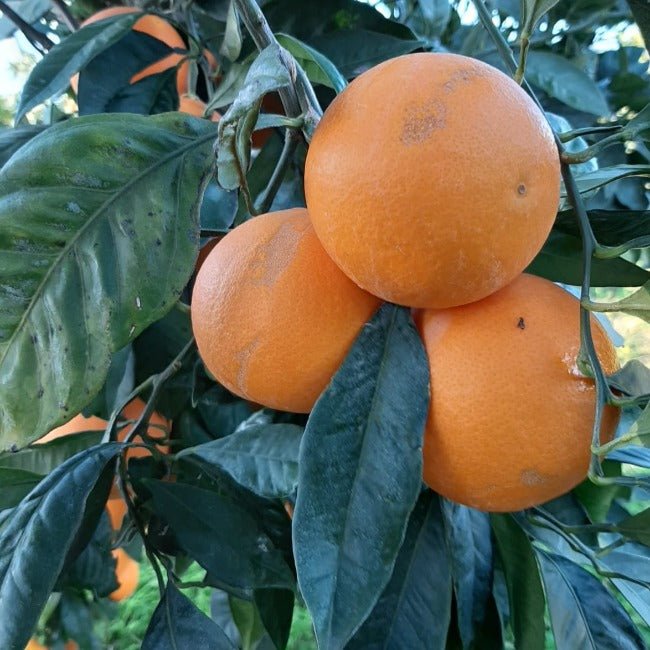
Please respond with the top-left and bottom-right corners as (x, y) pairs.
(559, 124), (622, 143)
(0, 0), (54, 53)
(514, 31), (530, 84)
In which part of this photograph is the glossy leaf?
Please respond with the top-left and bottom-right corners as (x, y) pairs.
(310, 29), (424, 78)
(441, 501), (493, 648)
(591, 281), (650, 325)
(217, 44), (291, 191)
(614, 508), (650, 547)
(536, 550), (645, 650)
(526, 51), (609, 116)
(77, 33), (178, 116)
(0, 443), (121, 649)
(527, 232), (649, 287)
(554, 209), (650, 247)
(566, 165), (650, 196)
(491, 514), (545, 650)
(0, 467), (42, 510)
(16, 13), (141, 120)
(254, 588), (294, 650)
(145, 480), (295, 593)
(0, 113), (217, 449)
(142, 581), (236, 649)
(293, 304), (429, 650)
(179, 424), (303, 499)
(602, 548), (650, 628)
(348, 491), (452, 650)
(521, 0), (561, 38)
(276, 33), (347, 92)
(609, 360), (650, 399)
(0, 125), (48, 170)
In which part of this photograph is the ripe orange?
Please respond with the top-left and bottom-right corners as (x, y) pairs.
(25, 639), (47, 650)
(71, 7), (188, 95)
(109, 548), (139, 601)
(178, 95), (220, 121)
(305, 53), (561, 309)
(415, 274), (619, 512)
(106, 496), (128, 530)
(191, 208), (382, 412)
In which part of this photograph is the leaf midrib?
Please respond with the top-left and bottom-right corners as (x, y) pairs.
(0, 128), (216, 371)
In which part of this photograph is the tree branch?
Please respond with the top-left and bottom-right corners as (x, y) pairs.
(0, 0), (54, 52)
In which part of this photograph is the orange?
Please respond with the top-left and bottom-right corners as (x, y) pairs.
(178, 95), (220, 121)
(106, 496), (128, 530)
(109, 548), (139, 601)
(25, 640), (47, 650)
(71, 7), (188, 95)
(191, 208), (382, 412)
(415, 274), (619, 512)
(305, 52), (561, 309)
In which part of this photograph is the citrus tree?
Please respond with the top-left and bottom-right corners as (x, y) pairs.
(0, 0), (649, 648)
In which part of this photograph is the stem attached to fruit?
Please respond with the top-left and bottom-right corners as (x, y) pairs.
(471, 0), (615, 482)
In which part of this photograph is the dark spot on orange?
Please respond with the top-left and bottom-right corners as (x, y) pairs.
(401, 100), (446, 145)
(517, 183), (526, 196)
(517, 317), (525, 329)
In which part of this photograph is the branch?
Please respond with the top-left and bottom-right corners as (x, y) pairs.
(0, 0), (54, 52)
(50, 0), (78, 31)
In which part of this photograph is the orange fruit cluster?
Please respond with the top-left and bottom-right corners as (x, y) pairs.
(191, 52), (618, 512)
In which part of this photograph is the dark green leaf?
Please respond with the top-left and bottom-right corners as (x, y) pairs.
(348, 491), (452, 650)
(405, 0), (452, 41)
(16, 13), (141, 121)
(78, 36), (179, 116)
(592, 282), (650, 325)
(275, 33), (347, 92)
(554, 209), (650, 247)
(0, 443), (121, 649)
(567, 165), (650, 196)
(441, 501), (493, 648)
(145, 480), (295, 593)
(293, 304), (429, 650)
(536, 550), (645, 650)
(229, 596), (268, 649)
(310, 29), (424, 78)
(0, 125), (48, 170)
(521, 1), (561, 39)
(609, 360), (650, 400)
(527, 232), (650, 287)
(59, 591), (98, 650)
(526, 51), (609, 116)
(491, 514), (545, 650)
(57, 511), (118, 596)
(179, 423), (303, 499)
(0, 467), (43, 510)
(628, 0), (650, 51)
(0, 113), (216, 449)
(142, 581), (236, 649)
(0, 431), (104, 474)
(217, 44), (291, 191)
(254, 588), (294, 650)
(220, 0), (243, 62)
(614, 508), (650, 547)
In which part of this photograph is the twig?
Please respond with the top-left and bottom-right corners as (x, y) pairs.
(254, 129), (301, 214)
(50, 0), (78, 31)
(0, 0), (54, 52)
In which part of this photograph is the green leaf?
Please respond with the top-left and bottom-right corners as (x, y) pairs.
(347, 491), (452, 649)
(405, 0), (452, 41)
(526, 51), (609, 116)
(627, 0), (650, 51)
(145, 480), (295, 594)
(310, 29), (424, 78)
(565, 165), (650, 196)
(0, 125), (48, 170)
(618, 403), (650, 448)
(591, 281), (650, 325)
(614, 508), (650, 546)
(179, 423), (303, 499)
(521, 0), (561, 38)
(0, 113), (216, 450)
(491, 514), (545, 650)
(254, 589), (294, 650)
(441, 501), (493, 648)
(0, 0), (49, 39)
(275, 33), (347, 93)
(0, 443), (121, 649)
(142, 581), (236, 649)
(77, 34), (178, 116)
(56, 511), (118, 596)
(220, 1), (243, 62)
(555, 209), (650, 247)
(0, 467), (43, 510)
(527, 232), (650, 287)
(217, 45), (291, 191)
(536, 550), (645, 650)
(293, 303), (429, 650)
(229, 596), (268, 650)
(608, 360), (650, 400)
(16, 13), (141, 121)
